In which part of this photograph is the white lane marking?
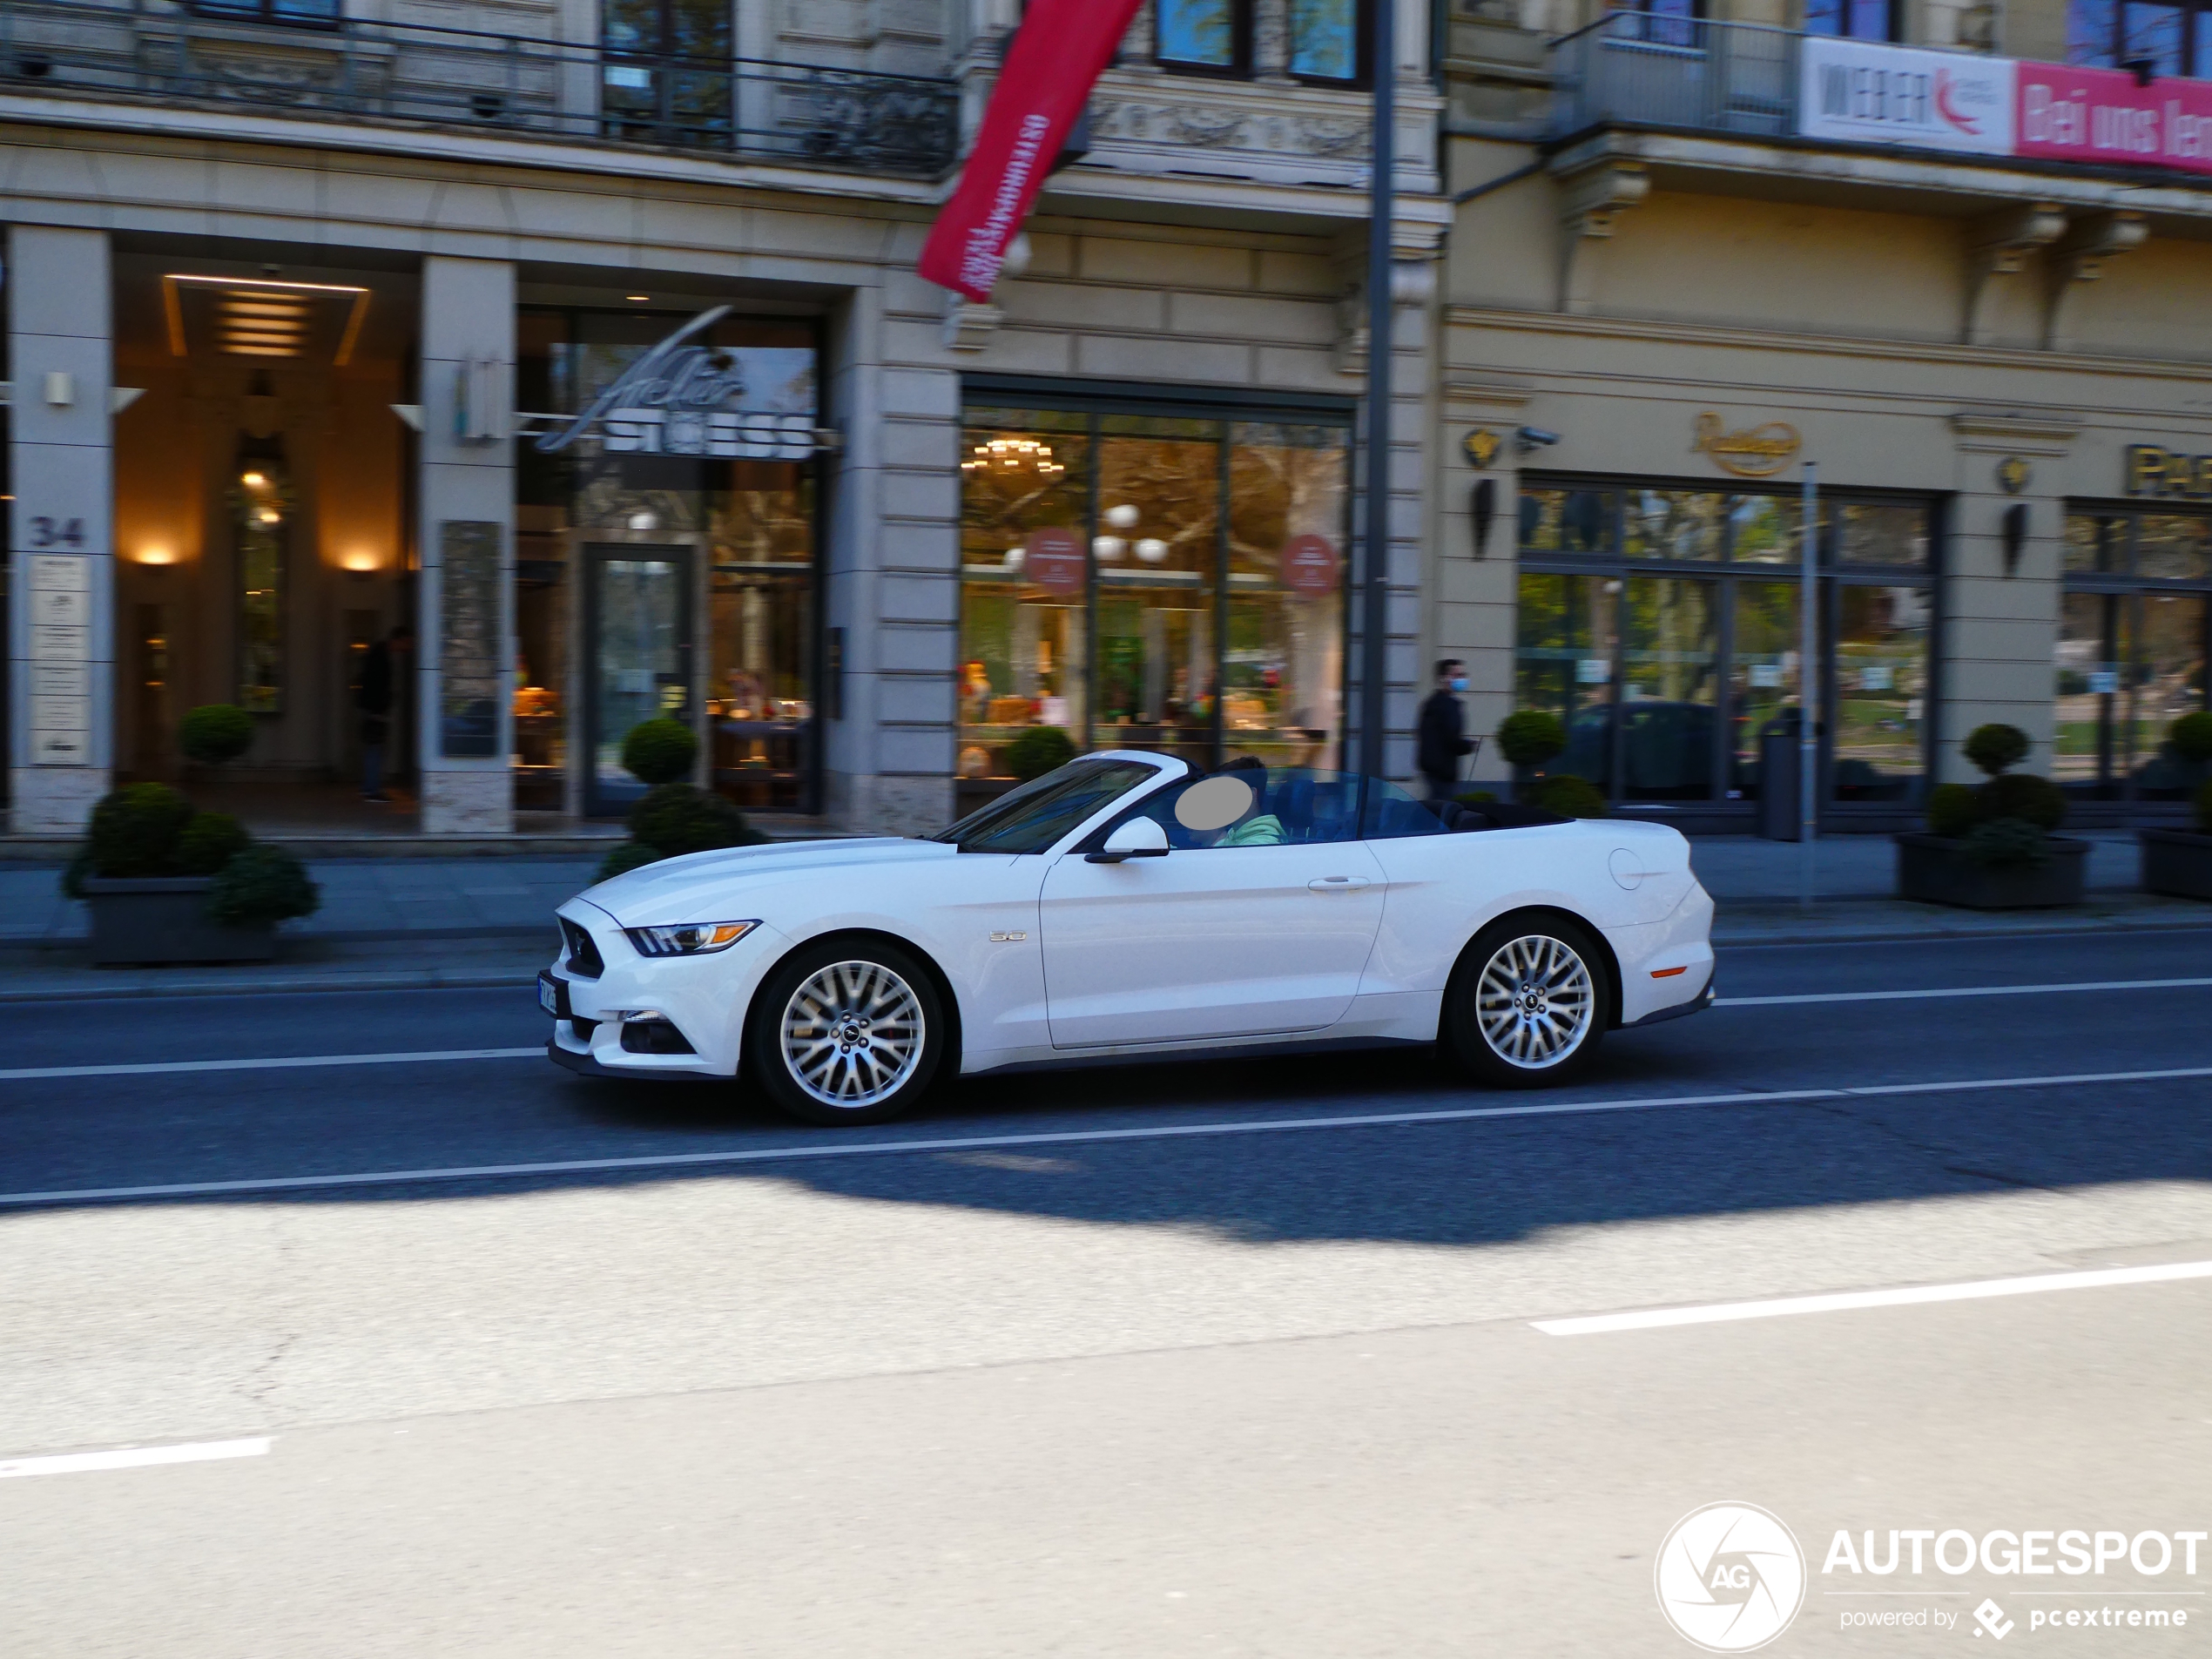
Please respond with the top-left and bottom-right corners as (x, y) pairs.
(0, 1062), (2207, 1210)
(1534, 1259), (2212, 1337)
(0, 1438), (272, 1479)
(0, 1048), (542, 1082)
(1719, 975), (2212, 1008)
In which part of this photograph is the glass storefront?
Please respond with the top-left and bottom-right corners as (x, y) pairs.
(1517, 480), (1936, 813)
(516, 307), (819, 815)
(2056, 509), (2210, 801)
(957, 395), (1351, 797)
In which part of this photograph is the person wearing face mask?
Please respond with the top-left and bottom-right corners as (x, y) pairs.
(1417, 658), (1476, 801)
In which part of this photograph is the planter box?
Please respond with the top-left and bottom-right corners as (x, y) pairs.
(80, 877), (278, 965)
(1895, 833), (2089, 910)
(2140, 828), (2212, 901)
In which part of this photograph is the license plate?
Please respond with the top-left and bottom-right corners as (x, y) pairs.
(537, 973), (562, 1016)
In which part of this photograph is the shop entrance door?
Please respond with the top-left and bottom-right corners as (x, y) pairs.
(585, 546), (695, 817)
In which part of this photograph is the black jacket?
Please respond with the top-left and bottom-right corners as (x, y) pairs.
(357, 640), (395, 718)
(1417, 689), (1474, 779)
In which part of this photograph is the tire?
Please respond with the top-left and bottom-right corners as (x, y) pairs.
(1441, 914), (1609, 1088)
(745, 937), (947, 1126)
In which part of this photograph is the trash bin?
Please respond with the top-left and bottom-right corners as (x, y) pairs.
(1758, 711), (1800, 842)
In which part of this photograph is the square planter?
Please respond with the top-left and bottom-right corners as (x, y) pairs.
(80, 877), (278, 965)
(1895, 833), (2089, 910)
(2140, 828), (2212, 900)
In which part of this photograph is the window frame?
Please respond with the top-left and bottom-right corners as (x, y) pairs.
(1155, 0), (1257, 78)
(2066, 0), (2212, 75)
(183, 0), (342, 27)
(1285, 0), (1374, 87)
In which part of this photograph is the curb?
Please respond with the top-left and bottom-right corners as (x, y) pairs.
(0, 965), (544, 1003)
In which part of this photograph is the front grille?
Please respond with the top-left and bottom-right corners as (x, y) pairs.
(559, 917), (604, 979)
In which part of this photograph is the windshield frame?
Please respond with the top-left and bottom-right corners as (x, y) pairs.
(927, 755), (1184, 855)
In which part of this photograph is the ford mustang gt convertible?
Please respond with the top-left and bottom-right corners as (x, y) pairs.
(540, 752), (1715, 1125)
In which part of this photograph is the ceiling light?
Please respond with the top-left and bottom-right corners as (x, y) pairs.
(241, 471), (267, 487)
(627, 294), (651, 301)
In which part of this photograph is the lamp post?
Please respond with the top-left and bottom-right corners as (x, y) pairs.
(1359, 0), (1396, 778)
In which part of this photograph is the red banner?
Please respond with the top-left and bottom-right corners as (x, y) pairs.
(918, 0), (1143, 302)
(2015, 59), (2212, 177)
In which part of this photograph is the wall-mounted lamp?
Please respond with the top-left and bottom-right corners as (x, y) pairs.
(341, 549), (382, 574)
(135, 545), (177, 566)
(2002, 502), (2030, 576)
(1472, 475), (1497, 557)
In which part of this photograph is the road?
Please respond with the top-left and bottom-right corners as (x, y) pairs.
(3, 927), (2209, 1656)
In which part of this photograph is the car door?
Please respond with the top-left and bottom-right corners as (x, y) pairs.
(1039, 767), (1385, 1048)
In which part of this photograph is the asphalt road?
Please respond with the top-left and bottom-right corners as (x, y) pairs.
(3, 928), (2209, 1656)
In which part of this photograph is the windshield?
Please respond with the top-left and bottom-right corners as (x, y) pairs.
(929, 759), (1162, 854)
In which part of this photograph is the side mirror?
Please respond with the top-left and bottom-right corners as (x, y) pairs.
(1086, 817), (1170, 863)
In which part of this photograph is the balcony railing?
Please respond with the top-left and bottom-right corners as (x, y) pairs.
(1550, 13), (1799, 141)
(0, 0), (959, 176)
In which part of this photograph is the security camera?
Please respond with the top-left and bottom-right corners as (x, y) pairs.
(1514, 426), (1561, 454)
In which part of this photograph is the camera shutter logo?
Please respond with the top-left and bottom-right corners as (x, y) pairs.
(1655, 1502), (1807, 1652)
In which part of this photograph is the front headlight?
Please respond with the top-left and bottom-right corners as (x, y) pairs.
(624, 920), (760, 958)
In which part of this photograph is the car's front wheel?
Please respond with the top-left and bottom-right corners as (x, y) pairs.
(746, 938), (947, 1126)
(1441, 915), (1608, 1088)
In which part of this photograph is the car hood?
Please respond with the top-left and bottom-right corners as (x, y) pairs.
(579, 837), (962, 926)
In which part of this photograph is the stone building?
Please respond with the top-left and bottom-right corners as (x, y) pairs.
(1435, 0), (2212, 828)
(3, 0), (1444, 836)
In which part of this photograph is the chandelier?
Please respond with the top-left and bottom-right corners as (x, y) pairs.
(961, 436), (1065, 479)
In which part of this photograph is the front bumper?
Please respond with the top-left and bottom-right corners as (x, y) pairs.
(541, 900), (786, 1080)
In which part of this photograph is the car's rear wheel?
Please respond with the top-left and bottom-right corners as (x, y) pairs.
(1442, 915), (1608, 1088)
(746, 938), (945, 1126)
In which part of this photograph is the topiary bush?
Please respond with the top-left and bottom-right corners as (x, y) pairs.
(1529, 773), (1606, 819)
(2197, 777), (2212, 835)
(85, 783), (195, 879)
(620, 717), (698, 786)
(1979, 771), (2067, 832)
(1963, 817), (2049, 870)
(630, 782), (765, 858)
(179, 704), (254, 768)
(1003, 725), (1076, 783)
(1963, 723), (2030, 777)
(595, 840), (668, 883)
(1925, 781), (1978, 839)
(176, 811), (251, 876)
(206, 845), (320, 927)
(1496, 710), (1568, 769)
(2171, 711), (2212, 766)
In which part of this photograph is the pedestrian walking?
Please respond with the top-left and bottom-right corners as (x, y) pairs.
(358, 622), (412, 803)
(1417, 658), (1475, 801)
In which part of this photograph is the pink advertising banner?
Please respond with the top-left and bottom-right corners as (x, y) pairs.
(2014, 59), (2212, 177)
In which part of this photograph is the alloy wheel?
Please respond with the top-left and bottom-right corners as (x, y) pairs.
(780, 959), (927, 1108)
(1474, 934), (1595, 1069)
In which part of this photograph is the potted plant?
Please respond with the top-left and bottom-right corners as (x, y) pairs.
(66, 774), (320, 965)
(1495, 710), (1567, 802)
(1896, 724), (2089, 909)
(2139, 712), (2212, 900)
(596, 718), (768, 880)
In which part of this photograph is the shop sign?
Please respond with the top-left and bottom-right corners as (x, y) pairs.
(2016, 60), (2212, 177)
(28, 554), (92, 765)
(1693, 411), (1802, 478)
(1024, 527), (1086, 594)
(1281, 533), (1341, 593)
(2125, 443), (2212, 498)
(536, 306), (817, 461)
(1799, 37), (2013, 155)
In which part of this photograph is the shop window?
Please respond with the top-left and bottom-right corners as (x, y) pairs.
(2057, 510), (2212, 803)
(1608, 0), (1706, 48)
(1519, 478), (1936, 813)
(2067, 0), (2212, 75)
(956, 398), (1352, 803)
(1157, 0), (1251, 75)
(520, 307), (819, 816)
(1804, 0), (1897, 39)
(231, 460), (291, 715)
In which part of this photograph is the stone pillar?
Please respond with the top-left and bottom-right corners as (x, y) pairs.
(415, 255), (516, 834)
(8, 226), (114, 833)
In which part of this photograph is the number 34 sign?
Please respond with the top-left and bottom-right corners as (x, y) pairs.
(26, 516), (88, 549)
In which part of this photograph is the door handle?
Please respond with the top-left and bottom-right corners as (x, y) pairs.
(1308, 876), (1372, 892)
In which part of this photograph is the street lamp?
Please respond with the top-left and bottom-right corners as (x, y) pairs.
(1359, 0), (1397, 779)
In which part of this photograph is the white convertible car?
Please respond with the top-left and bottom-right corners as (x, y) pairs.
(541, 751), (1715, 1125)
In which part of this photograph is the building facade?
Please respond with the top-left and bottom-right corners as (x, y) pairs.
(1438, 0), (2212, 829)
(2, 0), (1445, 837)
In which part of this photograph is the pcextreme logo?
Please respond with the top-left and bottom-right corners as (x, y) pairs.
(1656, 1503), (1809, 1653)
